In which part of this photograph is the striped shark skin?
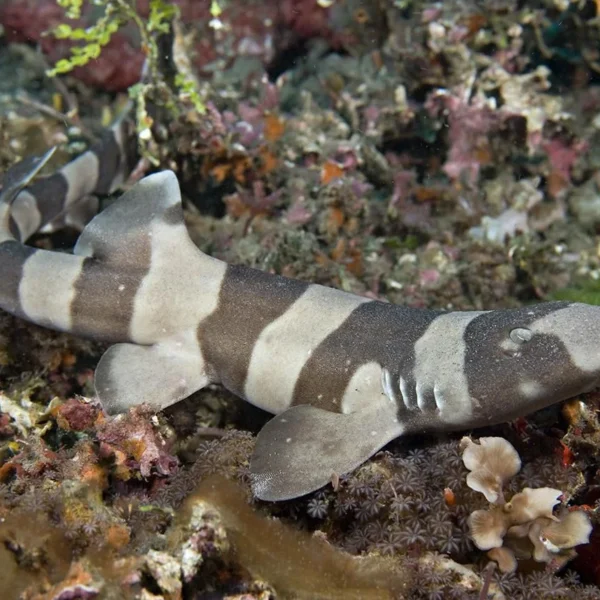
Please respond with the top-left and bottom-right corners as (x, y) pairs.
(5, 116), (133, 243)
(2, 140), (600, 502)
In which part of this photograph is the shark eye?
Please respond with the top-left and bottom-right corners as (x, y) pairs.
(509, 327), (532, 344)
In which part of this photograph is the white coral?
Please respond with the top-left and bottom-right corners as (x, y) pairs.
(468, 507), (509, 550)
(504, 487), (562, 525)
(461, 436), (521, 503)
(461, 436), (592, 573)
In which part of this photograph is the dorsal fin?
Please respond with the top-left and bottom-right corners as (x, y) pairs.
(73, 170), (183, 264)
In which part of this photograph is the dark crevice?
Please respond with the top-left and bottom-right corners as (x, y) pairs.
(266, 37), (311, 82)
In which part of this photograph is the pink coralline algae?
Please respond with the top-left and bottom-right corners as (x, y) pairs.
(280, 0), (331, 42)
(96, 406), (178, 478)
(542, 137), (589, 196)
(426, 89), (500, 186)
(56, 398), (101, 432)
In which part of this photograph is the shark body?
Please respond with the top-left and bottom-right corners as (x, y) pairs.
(2, 129), (600, 501)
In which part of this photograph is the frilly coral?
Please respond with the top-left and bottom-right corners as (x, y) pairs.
(462, 436), (592, 573)
(505, 487), (562, 525)
(528, 511), (594, 564)
(468, 507), (508, 550)
(542, 511), (594, 551)
(487, 546), (517, 574)
(460, 436), (521, 503)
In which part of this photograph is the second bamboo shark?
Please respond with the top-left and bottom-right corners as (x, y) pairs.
(1, 130), (600, 501)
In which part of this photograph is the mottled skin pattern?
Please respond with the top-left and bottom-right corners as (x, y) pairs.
(2, 139), (600, 501)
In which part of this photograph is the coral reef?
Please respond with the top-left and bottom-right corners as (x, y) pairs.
(274, 434), (598, 598)
(2, 0), (600, 598)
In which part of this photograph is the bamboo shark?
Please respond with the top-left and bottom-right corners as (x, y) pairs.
(2, 126), (600, 501)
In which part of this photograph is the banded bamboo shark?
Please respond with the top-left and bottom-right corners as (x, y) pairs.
(1, 126), (600, 502)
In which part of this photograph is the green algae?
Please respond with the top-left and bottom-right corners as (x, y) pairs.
(550, 281), (600, 306)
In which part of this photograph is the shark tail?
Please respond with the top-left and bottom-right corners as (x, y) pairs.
(5, 109), (135, 244)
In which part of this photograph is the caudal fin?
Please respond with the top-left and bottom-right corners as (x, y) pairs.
(0, 147), (57, 243)
(8, 110), (135, 242)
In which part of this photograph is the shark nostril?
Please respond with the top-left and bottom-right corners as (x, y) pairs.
(510, 327), (532, 344)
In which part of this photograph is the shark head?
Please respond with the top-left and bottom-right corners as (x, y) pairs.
(462, 301), (600, 425)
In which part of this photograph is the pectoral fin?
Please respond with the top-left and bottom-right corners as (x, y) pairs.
(95, 332), (211, 414)
(250, 403), (403, 501)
